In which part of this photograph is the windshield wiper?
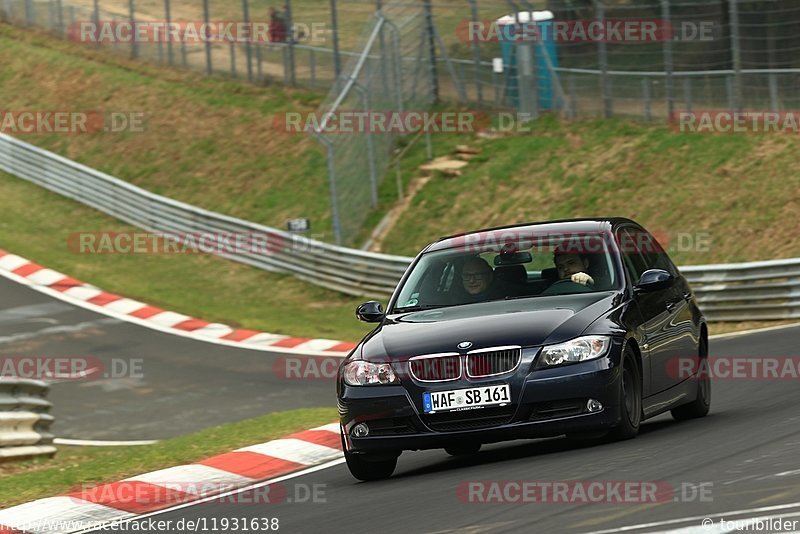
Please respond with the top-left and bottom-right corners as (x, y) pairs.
(392, 304), (449, 313)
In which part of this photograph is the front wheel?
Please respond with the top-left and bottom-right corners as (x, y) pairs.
(607, 346), (642, 441)
(341, 433), (398, 481)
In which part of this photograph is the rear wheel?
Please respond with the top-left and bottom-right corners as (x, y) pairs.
(341, 432), (398, 482)
(671, 336), (711, 421)
(608, 346), (642, 441)
(445, 443), (481, 456)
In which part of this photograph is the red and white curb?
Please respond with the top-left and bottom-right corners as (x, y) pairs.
(0, 423), (343, 534)
(0, 249), (357, 357)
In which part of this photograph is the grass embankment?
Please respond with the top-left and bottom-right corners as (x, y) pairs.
(377, 115), (800, 267)
(0, 407), (337, 508)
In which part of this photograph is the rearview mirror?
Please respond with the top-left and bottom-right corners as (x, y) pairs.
(635, 269), (674, 293)
(356, 301), (384, 323)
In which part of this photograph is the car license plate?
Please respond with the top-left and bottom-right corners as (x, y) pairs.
(423, 384), (510, 414)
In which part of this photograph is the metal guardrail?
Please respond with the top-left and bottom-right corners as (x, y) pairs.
(0, 379), (56, 460)
(0, 132), (411, 297)
(1, 132), (798, 321)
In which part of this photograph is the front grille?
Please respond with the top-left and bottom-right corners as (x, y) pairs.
(423, 405), (516, 432)
(409, 353), (461, 382)
(529, 400), (586, 420)
(466, 346), (521, 378)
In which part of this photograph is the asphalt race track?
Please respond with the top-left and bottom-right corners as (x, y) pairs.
(114, 325), (800, 533)
(0, 276), (335, 440)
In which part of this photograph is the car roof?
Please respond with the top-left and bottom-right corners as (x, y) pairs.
(425, 217), (638, 253)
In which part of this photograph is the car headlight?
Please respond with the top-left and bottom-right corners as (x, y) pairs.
(342, 361), (399, 386)
(538, 336), (611, 368)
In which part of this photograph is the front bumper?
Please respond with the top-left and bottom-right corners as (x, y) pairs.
(339, 343), (625, 453)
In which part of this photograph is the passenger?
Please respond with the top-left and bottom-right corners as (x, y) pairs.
(460, 257), (505, 302)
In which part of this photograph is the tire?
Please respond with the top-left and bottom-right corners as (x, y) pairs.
(341, 432), (398, 482)
(445, 443), (481, 456)
(608, 345), (642, 441)
(671, 336), (711, 421)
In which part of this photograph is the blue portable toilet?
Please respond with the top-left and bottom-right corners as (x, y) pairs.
(496, 10), (559, 111)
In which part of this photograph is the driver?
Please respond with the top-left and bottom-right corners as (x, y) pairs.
(539, 247), (594, 296)
(554, 249), (594, 287)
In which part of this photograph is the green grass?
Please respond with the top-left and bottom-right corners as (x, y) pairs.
(0, 170), (373, 341)
(0, 407), (337, 507)
(0, 23), (336, 237)
(376, 114), (800, 267)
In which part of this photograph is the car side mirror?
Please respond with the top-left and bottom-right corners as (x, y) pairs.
(356, 301), (384, 323)
(635, 269), (674, 293)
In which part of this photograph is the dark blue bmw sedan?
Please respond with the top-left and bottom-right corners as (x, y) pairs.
(337, 218), (710, 481)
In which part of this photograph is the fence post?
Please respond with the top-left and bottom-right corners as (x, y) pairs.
(468, 0), (483, 106)
(357, 85), (378, 209)
(422, 0), (439, 102)
(595, 0), (612, 117)
(569, 73), (576, 118)
(643, 77), (652, 121)
(242, 0), (252, 81)
(661, 0), (674, 118)
(256, 42), (263, 81)
(321, 138), (342, 245)
(309, 48), (316, 86)
(164, 0), (173, 65)
(230, 41), (237, 77)
(683, 77), (692, 113)
(330, 0), (341, 82)
(285, 0), (295, 85)
(128, 0), (137, 58)
(728, 0), (742, 110)
(768, 73), (778, 112)
(55, 0), (63, 35)
(203, 0), (212, 74)
(92, 0), (99, 45)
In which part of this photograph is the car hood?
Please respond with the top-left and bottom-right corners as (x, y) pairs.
(363, 292), (621, 361)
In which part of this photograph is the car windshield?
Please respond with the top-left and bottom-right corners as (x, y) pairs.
(391, 232), (620, 313)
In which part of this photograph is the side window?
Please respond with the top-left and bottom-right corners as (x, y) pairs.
(629, 227), (679, 276)
(617, 228), (650, 284)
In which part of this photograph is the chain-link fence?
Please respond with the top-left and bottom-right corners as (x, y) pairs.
(4, 0), (800, 244)
(311, 3), (434, 245)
